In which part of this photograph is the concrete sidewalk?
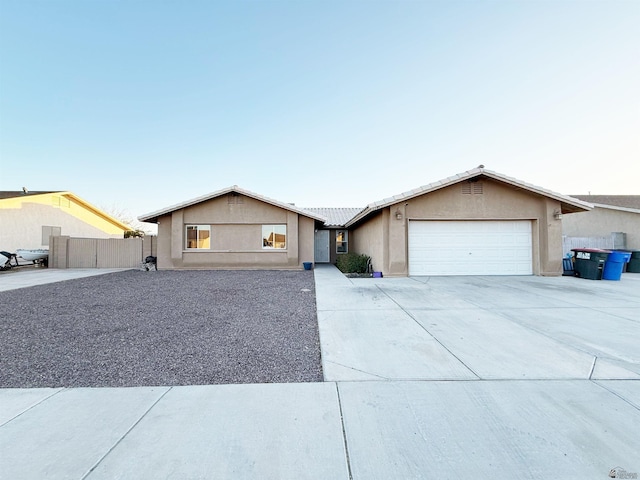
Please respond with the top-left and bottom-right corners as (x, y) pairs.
(0, 268), (128, 292)
(1, 265), (639, 479)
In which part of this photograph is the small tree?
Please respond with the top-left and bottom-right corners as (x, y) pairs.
(100, 203), (157, 236)
(124, 229), (145, 238)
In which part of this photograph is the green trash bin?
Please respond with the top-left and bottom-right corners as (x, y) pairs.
(571, 249), (610, 280)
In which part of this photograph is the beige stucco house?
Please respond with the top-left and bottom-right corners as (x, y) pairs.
(138, 186), (325, 270)
(0, 191), (132, 252)
(344, 168), (592, 276)
(562, 195), (640, 251)
(139, 168), (592, 276)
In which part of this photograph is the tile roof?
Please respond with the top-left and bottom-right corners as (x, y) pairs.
(138, 185), (327, 223)
(569, 195), (640, 211)
(302, 208), (363, 228)
(345, 167), (593, 227)
(0, 191), (58, 199)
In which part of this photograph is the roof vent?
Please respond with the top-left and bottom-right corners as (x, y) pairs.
(462, 180), (483, 195)
(228, 193), (244, 204)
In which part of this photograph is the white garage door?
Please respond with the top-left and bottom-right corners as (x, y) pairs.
(408, 220), (533, 276)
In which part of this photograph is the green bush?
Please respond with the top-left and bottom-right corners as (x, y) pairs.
(336, 253), (371, 273)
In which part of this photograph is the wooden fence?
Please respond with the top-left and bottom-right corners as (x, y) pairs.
(49, 236), (157, 269)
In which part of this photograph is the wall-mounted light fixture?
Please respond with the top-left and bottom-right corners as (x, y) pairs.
(395, 210), (403, 220)
(554, 210), (563, 220)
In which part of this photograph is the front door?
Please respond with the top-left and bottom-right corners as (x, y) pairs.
(314, 230), (330, 263)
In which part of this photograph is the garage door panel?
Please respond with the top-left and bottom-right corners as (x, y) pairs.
(409, 221), (532, 276)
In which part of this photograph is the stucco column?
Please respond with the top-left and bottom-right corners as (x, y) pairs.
(287, 212), (299, 266)
(541, 200), (563, 276)
(387, 204), (408, 276)
(171, 210), (184, 261)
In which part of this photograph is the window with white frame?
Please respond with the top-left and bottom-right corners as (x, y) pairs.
(336, 230), (348, 253)
(262, 225), (286, 249)
(185, 225), (211, 249)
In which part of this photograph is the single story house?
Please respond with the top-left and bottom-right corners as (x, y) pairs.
(562, 195), (640, 252)
(138, 186), (326, 270)
(139, 168), (592, 276)
(0, 190), (132, 252)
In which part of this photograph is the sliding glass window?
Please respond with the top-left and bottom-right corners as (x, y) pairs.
(185, 225), (211, 249)
(262, 225), (286, 249)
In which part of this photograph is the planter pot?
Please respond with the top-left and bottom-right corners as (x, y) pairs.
(303, 262), (313, 270)
(373, 271), (382, 278)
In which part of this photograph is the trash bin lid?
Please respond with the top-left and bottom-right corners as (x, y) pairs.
(607, 251), (627, 262)
(571, 248), (610, 253)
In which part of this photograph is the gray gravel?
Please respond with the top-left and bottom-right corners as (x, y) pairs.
(0, 270), (323, 387)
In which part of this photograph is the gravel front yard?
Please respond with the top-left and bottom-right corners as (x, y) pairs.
(0, 270), (323, 387)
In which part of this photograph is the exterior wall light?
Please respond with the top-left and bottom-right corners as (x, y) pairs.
(395, 211), (403, 220)
(554, 210), (563, 220)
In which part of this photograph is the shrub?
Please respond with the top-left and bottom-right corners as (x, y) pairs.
(336, 253), (371, 273)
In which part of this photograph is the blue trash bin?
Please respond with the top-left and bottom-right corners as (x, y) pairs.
(602, 251), (626, 281)
(612, 250), (632, 272)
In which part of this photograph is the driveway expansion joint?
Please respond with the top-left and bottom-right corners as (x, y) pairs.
(335, 383), (354, 480)
(589, 356), (597, 379)
(591, 380), (640, 412)
(325, 361), (391, 380)
(374, 284), (482, 380)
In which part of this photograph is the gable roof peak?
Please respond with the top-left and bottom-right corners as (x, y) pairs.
(138, 185), (326, 223)
(345, 167), (592, 227)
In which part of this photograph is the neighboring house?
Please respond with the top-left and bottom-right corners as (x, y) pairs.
(138, 186), (326, 270)
(0, 191), (132, 252)
(140, 168), (593, 276)
(562, 195), (640, 251)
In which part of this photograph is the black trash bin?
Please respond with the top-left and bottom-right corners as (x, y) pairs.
(627, 251), (640, 273)
(571, 248), (610, 280)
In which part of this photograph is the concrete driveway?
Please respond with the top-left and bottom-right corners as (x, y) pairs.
(315, 266), (640, 479)
(316, 269), (640, 381)
(1, 265), (639, 479)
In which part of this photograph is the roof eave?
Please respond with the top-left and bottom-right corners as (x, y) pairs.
(476, 171), (593, 213)
(61, 192), (133, 230)
(138, 186), (327, 224)
(590, 203), (640, 214)
(345, 168), (593, 226)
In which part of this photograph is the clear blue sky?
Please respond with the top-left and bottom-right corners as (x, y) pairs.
(1, 0), (638, 223)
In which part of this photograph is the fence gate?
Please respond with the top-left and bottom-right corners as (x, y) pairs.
(68, 238), (99, 268)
